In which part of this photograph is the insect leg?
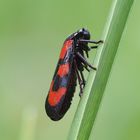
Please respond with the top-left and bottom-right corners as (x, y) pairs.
(81, 63), (90, 72)
(79, 39), (103, 44)
(76, 52), (97, 70)
(79, 70), (86, 86)
(74, 60), (85, 96)
(90, 46), (98, 49)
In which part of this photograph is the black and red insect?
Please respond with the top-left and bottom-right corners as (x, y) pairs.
(45, 28), (103, 121)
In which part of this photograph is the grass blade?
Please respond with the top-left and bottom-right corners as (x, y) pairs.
(19, 108), (38, 140)
(67, 0), (134, 140)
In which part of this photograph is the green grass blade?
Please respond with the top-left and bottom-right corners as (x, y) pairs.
(19, 108), (38, 140)
(67, 0), (134, 140)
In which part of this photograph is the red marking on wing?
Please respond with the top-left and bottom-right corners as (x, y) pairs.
(48, 81), (67, 106)
(59, 40), (73, 59)
(57, 63), (69, 77)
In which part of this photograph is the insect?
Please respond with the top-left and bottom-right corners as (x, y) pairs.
(45, 28), (103, 121)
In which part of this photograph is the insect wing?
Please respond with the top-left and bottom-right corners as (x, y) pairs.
(45, 40), (74, 120)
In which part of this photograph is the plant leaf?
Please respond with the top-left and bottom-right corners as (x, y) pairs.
(67, 0), (134, 140)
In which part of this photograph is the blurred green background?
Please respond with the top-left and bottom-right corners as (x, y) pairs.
(0, 0), (139, 140)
